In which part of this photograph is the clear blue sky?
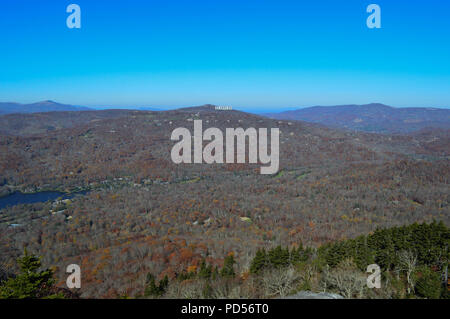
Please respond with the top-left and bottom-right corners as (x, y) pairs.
(0, 0), (449, 110)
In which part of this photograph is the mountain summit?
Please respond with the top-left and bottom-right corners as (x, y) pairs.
(264, 103), (450, 133)
(0, 101), (91, 115)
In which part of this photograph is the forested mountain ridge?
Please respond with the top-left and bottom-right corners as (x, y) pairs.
(264, 103), (450, 134)
(0, 109), (133, 136)
(0, 100), (91, 115)
(0, 106), (448, 297)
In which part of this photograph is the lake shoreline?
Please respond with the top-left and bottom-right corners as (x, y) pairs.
(0, 185), (91, 199)
(0, 189), (90, 210)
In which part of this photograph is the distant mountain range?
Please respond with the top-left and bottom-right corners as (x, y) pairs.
(264, 103), (450, 134)
(0, 101), (171, 115)
(0, 100), (92, 114)
(2, 101), (449, 134)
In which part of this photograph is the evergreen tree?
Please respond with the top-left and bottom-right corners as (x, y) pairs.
(414, 266), (442, 299)
(220, 254), (236, 278)
(0, 250), (62, 299)
(144, 273), (168, 297)
(144, 273), (160, 297)
(250, 249), (267, 274)
(353, 236), (375, 271)
(198, 259), (212, 279)
(159, 275), (169, 294)
(290, 244), (310, 264)
(268, 246), (290, 268)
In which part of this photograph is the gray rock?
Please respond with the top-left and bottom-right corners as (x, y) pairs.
(282, 291), (344, 299)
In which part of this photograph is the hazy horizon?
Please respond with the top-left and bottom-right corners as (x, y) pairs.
(2, 100), (450, 113)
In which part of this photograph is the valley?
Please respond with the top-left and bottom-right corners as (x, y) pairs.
(0, 105), (448, 298)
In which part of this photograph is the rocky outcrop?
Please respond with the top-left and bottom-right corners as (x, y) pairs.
(282, 291), (344, 299)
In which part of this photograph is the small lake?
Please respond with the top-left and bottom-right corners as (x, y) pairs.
(0, 191), (88, 210)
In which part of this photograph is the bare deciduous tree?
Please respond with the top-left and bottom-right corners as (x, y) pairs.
(322, 259), (367, 299)
(164, 280), (205, 299)
(262, 266), (299, 297)
(397, 250), (417, 295)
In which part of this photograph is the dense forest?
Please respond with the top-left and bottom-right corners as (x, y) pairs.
(0, 106), (448, 298)
(137, 221), (449, 299)
(2, 222), (448, 299)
